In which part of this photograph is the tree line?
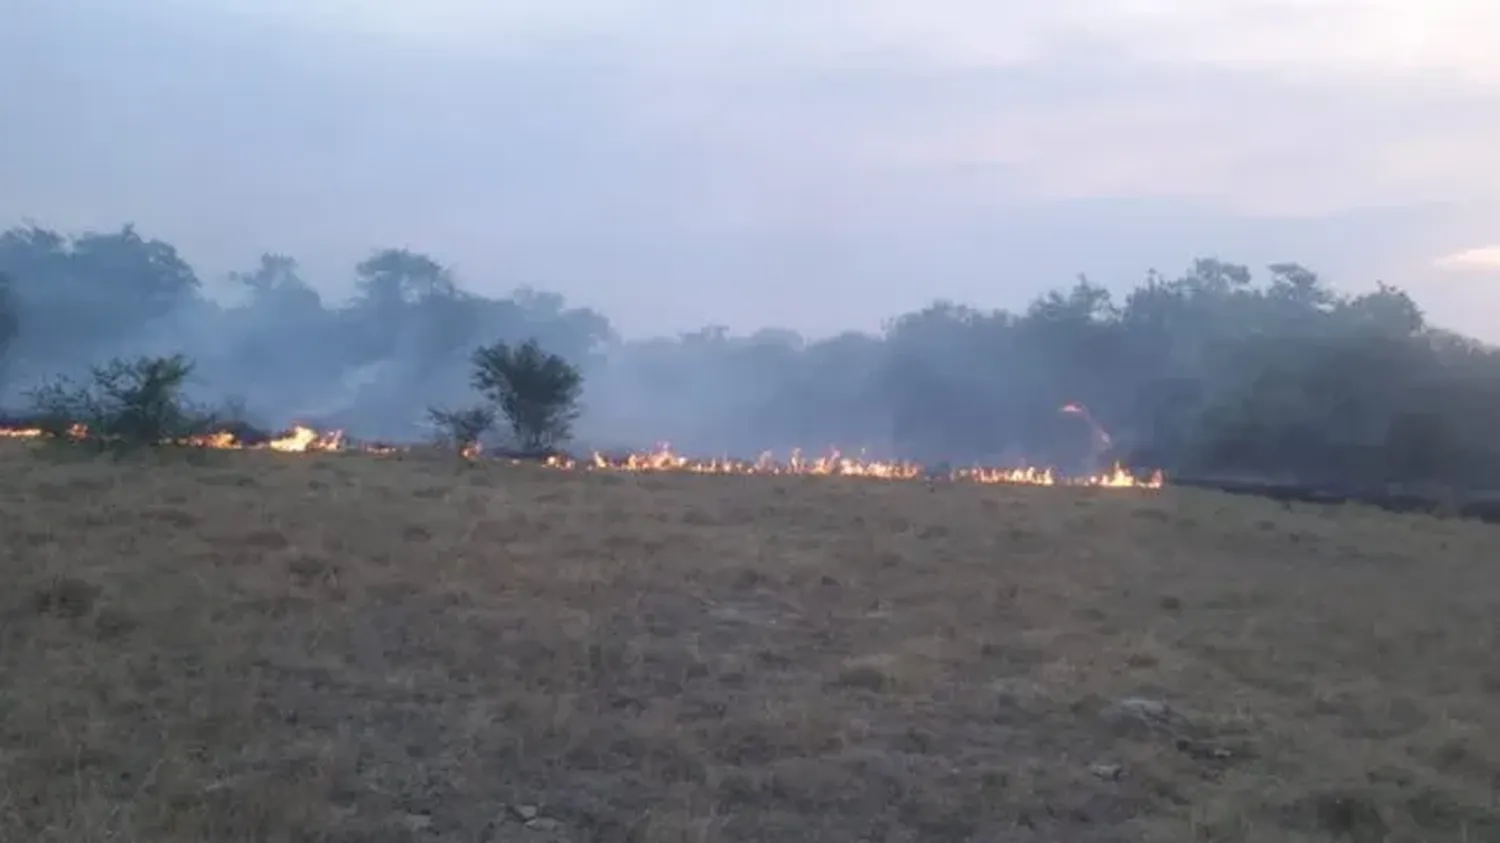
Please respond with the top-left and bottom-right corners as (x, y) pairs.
(2, 221), (1498, 488)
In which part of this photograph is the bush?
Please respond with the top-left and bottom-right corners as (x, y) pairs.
(426, 405), (495, 457)
(26, 354), (214, 449)
(470, 339), (582, 452)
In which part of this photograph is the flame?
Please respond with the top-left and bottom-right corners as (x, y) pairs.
(1, 423), (90, 440)
(179, 431), (238, 448)
(0, 424), (1165, 488)
(565, 443), (925, 479)
(957, 466), (1056, 486)
(1088, 463), (1138, 488)
(547, 444), (1162, 488)
(0, 422), (344, 453)
(1084, 463), (1165, 489)
(267, 425), (344, 453)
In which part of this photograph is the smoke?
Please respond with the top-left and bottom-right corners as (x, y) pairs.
(3, 224), (1494, 485)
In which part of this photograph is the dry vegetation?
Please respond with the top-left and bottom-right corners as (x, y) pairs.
(2, 443), (1498, 843)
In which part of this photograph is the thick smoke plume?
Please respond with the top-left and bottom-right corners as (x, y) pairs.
(3, 222), (1498, 487)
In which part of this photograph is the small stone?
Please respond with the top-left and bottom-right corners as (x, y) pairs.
(1177, 737), (1237, 761)
(1099, 696), (1189, 740)
(1089, 762), (1124, 781)
(1109, 696), (1172, 720)
(525, 817), (563, 831)
(510, 804), (540, 821)
(403, 813), (433, 831)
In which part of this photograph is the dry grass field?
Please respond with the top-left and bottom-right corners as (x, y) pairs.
(2, 442), (1498, 843)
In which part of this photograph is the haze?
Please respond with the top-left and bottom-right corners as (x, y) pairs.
(3, 0), (1498, 340)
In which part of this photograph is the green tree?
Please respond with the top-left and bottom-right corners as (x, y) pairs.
(470, 339), (582, 452)
(28, 354), (213, 448)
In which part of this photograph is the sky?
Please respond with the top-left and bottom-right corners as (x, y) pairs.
(2, 0), (1498, 339)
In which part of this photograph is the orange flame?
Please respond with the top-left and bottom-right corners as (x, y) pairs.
(267, 425), (344, 453)
(1, 423), (91, 441)
(0, 422), (344, 453)
(0, 425), (1165, 488)
(0, 427), (43, 439)
(549, 444), (1162, 488)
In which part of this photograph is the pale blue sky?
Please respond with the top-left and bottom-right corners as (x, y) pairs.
(3, 0), (1498, 338)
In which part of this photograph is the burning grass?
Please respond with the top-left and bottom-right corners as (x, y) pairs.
(0, 421), (1165, 487)
(1, 442), (1496, 842)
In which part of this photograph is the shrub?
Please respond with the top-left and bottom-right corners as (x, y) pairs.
(27, 354), (214, 449)
(470, 339), (582, 452)
(426, 405), (495, 457)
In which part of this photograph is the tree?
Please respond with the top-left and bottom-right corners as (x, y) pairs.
(354, 248), (455, 309)
(27, 354), (213, 448)
(10, 215), (1500, 492)
(0, 224), (201, 372)
(470, 339), (583, 452)
(232, 253), (323, 311)
(426, 405), (495, 457)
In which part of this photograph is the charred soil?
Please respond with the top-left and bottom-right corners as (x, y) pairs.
(2, 443), (1497, 842)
